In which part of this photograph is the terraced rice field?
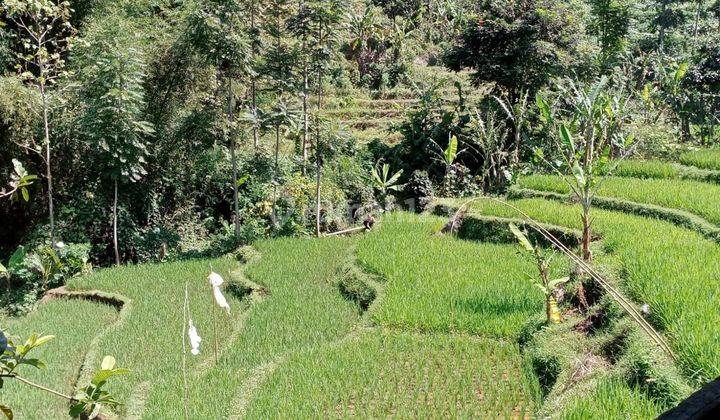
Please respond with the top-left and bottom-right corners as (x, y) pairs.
(4, 153), (720, 418)
(518, 174), (720, 225)
(452, 196), (720, 382)
(679, 148), (720, 170)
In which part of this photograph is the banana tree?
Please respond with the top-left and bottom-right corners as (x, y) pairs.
(370, 161), (403, 211)
(536, 77), (634, 263)
(509, 223), (567, 324)
(429, 134), (465, 195)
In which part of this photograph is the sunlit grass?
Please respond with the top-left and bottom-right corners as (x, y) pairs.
(357, 212), (564, 338)
(680, 148), (720, 170)
(518, 174), (720, 225)
(141, 237), (361, 418)
(457, 197), (720, 382)
(66, 257), (244, 417)
(246, 330), (540, 418)
(0, 300), (117, 418)
(613, 159), (680, 179)
(558, 377), (662, 419)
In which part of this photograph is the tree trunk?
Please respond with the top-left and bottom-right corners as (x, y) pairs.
(692, 0), (701, 52)
(272, 124), (280, 227)
(251, 0), (259, 149)
(546, 296), (562, 324)
(658, 1), (667, 53)
(581, 207), (592, 262)
(302, 62), (309, 176)
(315, 153), (322, 237)
(113, 179), (120, 266)
(40, 83), (56, 248)
(315, 26), (324, 238)
(228, 77), (240, 239)
(300, 0), (309, 176)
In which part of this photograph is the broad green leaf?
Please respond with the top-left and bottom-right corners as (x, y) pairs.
(509, 223), (534, 252)
(32, 335), (54, 348)
(444, 135), (458, 165)
(21, 188), (29, 202)
(20, 358), (46, 369)
(641, 83), (652, 102)
(559, 124), (575, 153)
(675, 62), (689, 83)
(236, 174), (249, 187)
(8, 246), (26, 270)
(536, 94), (551, 123)
(386, 168), (403, 185)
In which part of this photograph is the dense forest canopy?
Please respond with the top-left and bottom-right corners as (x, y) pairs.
(1, 0), (718, 310)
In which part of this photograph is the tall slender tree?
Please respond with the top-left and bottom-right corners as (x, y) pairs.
(289, 0), (313, 175)
(263, 0), (299, 226)
(2, 0), (75, 247)
(186, 0), (250, 239)
(308, 0), (343, 236)
(244, 0), (264, 149)
(75, 18), (154, 265)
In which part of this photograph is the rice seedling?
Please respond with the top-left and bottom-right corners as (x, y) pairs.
(612, 159), (680, 179)
(557, 377), (662, 419)
(0, 300), (117, 418)
(455, 197), (720, 383)
(679, 148), (720, 170)
(356, 212), (565, 338)
(245, 330), (540, 418)
(65, 257), (244, 417)
(518, 174), (720, 225)
(140, 237), (361, 418)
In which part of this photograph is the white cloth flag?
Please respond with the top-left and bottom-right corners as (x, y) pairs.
(188, 318), (202, 355)
(208, 271), (230, 312)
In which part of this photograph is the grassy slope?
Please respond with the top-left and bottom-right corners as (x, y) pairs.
(459, 197), (720, 383)
(246, 330), (539, 418)
(0, 300), (117, 418)
(680, 148), (720, 170)
(66, 257), (245, 417)
(559, 378), (663, 420)
(518, 174), (720, 225)
(141, 237), (361, 418)
(356, 212), (560, 338)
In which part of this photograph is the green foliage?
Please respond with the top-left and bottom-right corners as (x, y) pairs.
(461, 197), (720, 382)
(443, 0), (588, 98)
(0, 242), (90, 316)
(370, 160), (403, 196)
(519, 174), (720, 226)
(246, 330), (539, 417)
(357, 212), (563, 337)
(69, 356), (128, 418)
(75, 16), (154, 183)
(0, 329), (126, 419)
(588, 0), (631, 67)
(0, 159), (38, 201)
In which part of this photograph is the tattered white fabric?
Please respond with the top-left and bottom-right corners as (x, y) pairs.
(208, 271), (224, 287)
(213, 285), (230, 312)
(188, 318), (202, 355)
(208, 271), (230, 312)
